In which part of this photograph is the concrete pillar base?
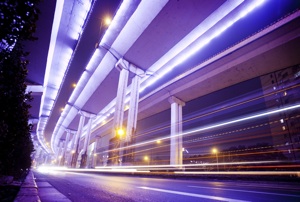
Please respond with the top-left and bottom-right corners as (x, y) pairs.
(71, 152), (79, 168)
(80, 153), (88, 168)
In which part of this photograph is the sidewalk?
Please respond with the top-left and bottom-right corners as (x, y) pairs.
(14, 170), (71, 202)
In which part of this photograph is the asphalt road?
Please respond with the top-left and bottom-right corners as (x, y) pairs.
(33, 171), (300, 202)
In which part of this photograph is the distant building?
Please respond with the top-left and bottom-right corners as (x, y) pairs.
(260, 64), (300, 160)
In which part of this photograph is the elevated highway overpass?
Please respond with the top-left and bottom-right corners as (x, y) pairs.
(31, 0), (300, 169)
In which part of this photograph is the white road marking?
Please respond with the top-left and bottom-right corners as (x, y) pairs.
(138, 186), (250, 202)
(188, 185), (300, 198)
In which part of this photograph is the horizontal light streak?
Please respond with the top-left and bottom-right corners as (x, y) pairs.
(174, 171), (300, 176)
(94, 160), (281, 170)
(37, 164), (300, 176)
(106, 104), (300, 153)
(185, 104), (300, 136)
(37, 166), (150, 174)
(138, 186), (250, 202)
(188, 185), (300, 198)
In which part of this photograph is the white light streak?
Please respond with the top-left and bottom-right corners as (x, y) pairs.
(175, 171), (300, 176)
(185, 104), (300, 136)
(188, 185), (300, 198)
(138, 187), (250, 202)
(106, 104), (300, 153)
(37, 161), (299, 177)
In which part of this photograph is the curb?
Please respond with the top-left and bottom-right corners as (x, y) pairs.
(14, 170), (41, 202)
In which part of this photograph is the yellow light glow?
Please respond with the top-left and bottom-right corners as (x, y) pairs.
(156, 139), (161, 144)
(117, 128), (125, 137)
(144, 156), (149, 161)
(72, 83), (77, 88)
(124, 105), (129, 110)
(212, 148), (218, 154)
(103, 17), (111, 26)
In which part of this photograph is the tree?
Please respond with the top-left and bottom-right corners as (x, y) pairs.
(0, 0), (40, 179)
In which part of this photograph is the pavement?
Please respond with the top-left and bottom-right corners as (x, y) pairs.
(14, 170), (71, 202)
(13, 169), (300, 201)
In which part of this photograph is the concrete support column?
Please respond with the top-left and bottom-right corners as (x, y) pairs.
(112, 59), (130, 165)
(67, 130), (77, 166)
(91, 139), (98, 168)
(124, 73), (143, 164)
(126, 75), (141, 142)
(44, 154), (49, 165)
(61, 129), (71, 166)
(113, 58), (145, 165)
(113, 68), (129, 131)
(58, 140), (64, 165)
(71, 112), (86, 168)
(168, 96), (185, 166)
(80, 113), (95, 168)
(34, 146), (42, 166)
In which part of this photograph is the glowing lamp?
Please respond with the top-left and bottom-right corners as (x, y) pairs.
(212, 148), (218, 154)
(117, 128), (125, 137)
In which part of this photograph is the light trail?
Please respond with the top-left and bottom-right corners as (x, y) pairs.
(188, 185), (300, 198)
(174, 171), (300, 176)
(134, 83), (300, 141)
(94, 83), (300, 156)
(103, 103), (300, 153)
(38, 159), (300, 177)
(181, 83), (300, 126)
(91, 160), (282, 170)
(183, 104), (300, 136)
(138, 186), (250, 202)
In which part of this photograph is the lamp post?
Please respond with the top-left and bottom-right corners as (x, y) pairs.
(95, 16), (112, 48)
(144, 155), (150, 165)
(212, 148), (219, 171)
(117, 128), (125, 137)
(117, 128), (125, 165)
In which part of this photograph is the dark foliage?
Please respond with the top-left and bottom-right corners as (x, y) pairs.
(0, 185), (20, 202)
(0, 0), (40, 179)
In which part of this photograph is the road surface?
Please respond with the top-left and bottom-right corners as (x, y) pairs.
(33, 170), (300, 202)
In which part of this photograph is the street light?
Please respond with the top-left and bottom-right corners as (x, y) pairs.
(95, 16), (112, 48)
(117, 128), (125, 138)
(212, 148), (219, 171)
(103, 16), (111, 26)
(116, 128), (125, 165)
(144, 155), (150, 165)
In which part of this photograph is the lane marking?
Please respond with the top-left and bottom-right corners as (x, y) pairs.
(188, 185), (300, 198)
(138, 186), (250, 202)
